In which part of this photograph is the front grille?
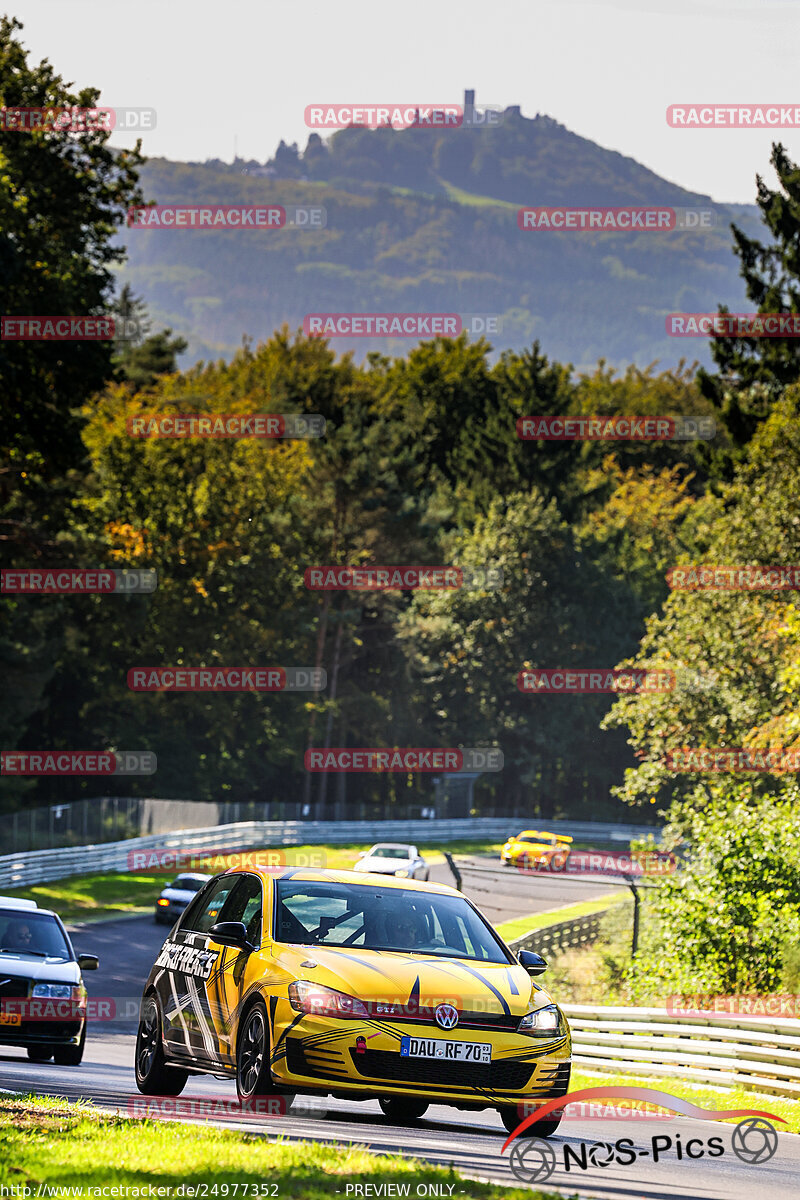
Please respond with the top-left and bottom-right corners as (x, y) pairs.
(350, 1048), (534, 1091)
(0, 977), (31, 999)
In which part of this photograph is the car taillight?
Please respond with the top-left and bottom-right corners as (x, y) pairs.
(288, 981), (369, 1018)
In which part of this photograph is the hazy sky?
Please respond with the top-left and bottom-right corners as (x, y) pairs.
(10, 0), (800, 202)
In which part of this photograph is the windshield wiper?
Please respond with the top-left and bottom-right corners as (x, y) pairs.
(0, 949), (49, 957)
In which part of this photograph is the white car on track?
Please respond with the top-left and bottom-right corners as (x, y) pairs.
(0, 896), (98, 1065)
(154, 872), (212, 924)
(352, 843), (429, 880)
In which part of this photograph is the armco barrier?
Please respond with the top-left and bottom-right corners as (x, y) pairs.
(0, 817), (660, 888)
(563, 1004), (800, 1098)
(510, 912), (606, 957)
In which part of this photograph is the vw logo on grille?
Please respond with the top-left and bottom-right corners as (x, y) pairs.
(435, 1003), (459, 1030)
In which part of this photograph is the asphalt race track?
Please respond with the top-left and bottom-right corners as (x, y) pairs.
(2, 861), (796, 1198)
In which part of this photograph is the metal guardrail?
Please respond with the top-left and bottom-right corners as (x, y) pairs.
(510, 913), (605, 956)
(562, 1004), (800, 1098)
(0, 817), (660, 888)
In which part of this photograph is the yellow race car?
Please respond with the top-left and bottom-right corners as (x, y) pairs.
(135, 866), (571, 1136)
(501, 830), (573, 869)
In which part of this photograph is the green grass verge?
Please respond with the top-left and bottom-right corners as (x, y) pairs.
(570, 1067), (800, 1134)
(2, 841), (505, 925)
(495, 893), (629, 942)
(0, 1096), (560, 1198)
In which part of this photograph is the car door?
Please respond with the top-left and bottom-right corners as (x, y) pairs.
(204, 872), (265, 1067)
(157, 873), (241, 1061)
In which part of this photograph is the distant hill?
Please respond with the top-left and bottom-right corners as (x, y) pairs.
(120, 99), (762, 371)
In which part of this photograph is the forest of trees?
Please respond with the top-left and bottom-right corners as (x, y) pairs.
(2, 16), (800, 993)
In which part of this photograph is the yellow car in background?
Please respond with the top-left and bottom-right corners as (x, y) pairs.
(501, 831), (573, 870)
(135, 866), (571, 1136)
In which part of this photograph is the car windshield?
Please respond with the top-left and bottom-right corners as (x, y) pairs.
(369, 846), (410, 859)
(170, 876), (207, 892)
(275, 880), (511, 963)
(0, 909), (71, 960)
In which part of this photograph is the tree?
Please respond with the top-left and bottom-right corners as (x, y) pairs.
(628, 786), (800, 996)
(698, 144), (800, 447)
(0, 16), (145, 530)
(603, 386), (800, 812)
(112, 285), (187, 389)
(0, 17), (144, 778)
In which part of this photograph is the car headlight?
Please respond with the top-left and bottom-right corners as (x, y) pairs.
(288, 981), (369, 1018)
(518, 1003), (562, 1035)
(32, 983), (82, 1000)
(156, 897), (170, 906)
(394, 868), (409, 877)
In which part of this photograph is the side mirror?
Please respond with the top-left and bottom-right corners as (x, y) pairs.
(356, 851), (366, 859)
(519, 950), (547, 976)
(77, 953), (99, 971)
(208, 921), (255, 952)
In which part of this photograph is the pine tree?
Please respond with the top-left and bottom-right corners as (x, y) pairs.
(698, 143), (800, 447)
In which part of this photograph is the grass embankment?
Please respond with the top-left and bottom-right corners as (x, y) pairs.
(495, 893), (628, 942)
(3, 841), (504, 925)
(0, 1096), (559, 1199)
(569, 1068), (800, 1133)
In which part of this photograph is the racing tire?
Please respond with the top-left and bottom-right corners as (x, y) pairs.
(53, 1025), (86, 1066)
(135, 994), (189, 1095)
(379, 1098), (429, 1122)
(27, 1045), (54, 1062)
(499, 1106), (563, 1139)
(236, 999), (291, 1105)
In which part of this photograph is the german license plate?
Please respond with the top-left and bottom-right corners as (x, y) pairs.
(0, 1012), (21, 1027)
(400, 1035), (491, 1063)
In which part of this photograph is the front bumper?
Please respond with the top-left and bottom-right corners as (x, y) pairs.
(271, 1013), (571, 1105)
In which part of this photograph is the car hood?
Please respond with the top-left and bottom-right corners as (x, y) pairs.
(159, 888), (196, 901)
(353, 859), (412, 874)
(274, 944), (549, 1017)
(0, 956), (80, 984)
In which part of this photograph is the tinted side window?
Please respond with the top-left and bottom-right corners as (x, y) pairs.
(220, 874), (263, 944)
(182, 876), (240, 934)
(177, 878), (214, 930)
